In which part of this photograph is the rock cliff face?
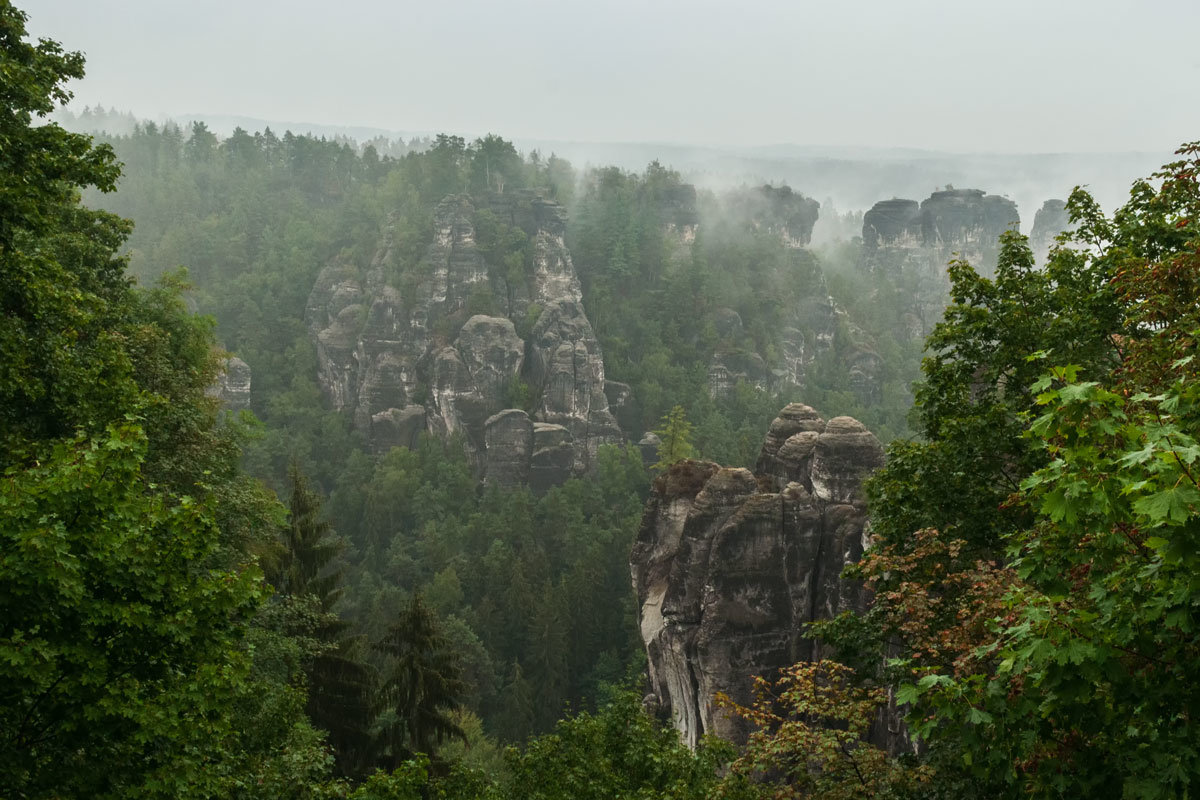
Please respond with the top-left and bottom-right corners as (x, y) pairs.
(747, 185), (821, 248)
(864, 188), (1019, 277)
(1029, 198), (1071, 265)
(862, 188), (1020, 336)
(631, 404), (885, 748)
(208, 356), (252, 410)
(307, 191), (622, 486)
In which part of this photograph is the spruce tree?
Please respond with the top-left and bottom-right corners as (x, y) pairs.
(374, 593), (467, 766)
(274, 462), (376, 777)
(652, 405), (697, 471)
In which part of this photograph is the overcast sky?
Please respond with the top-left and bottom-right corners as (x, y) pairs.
(22, 0), (1200, 153)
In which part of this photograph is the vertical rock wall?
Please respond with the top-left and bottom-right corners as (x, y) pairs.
(1029, 198), (1072, 266)
(862, 188), (1020, 338)
(631, 403), (886, 748)
(306, 191), (621, 487)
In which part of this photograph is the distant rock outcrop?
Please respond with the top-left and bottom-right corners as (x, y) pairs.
(208, 356), (252, 410)
(862, 188), (1020, 336)
(306, 191), (622, 487)
(739, 185), (821, 248)
(864, 188), (1019, 277)
(1029, 198), (1072, 265)
(631, 404), (886, 749)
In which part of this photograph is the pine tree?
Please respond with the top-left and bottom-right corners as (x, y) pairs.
(652, 405), (697, 471)
(525, 581), (569, 731)
(276, 460), (344, 607)
(274, 462), (376, 777)
(495, 661), (535, 743)
(374, 593), (467, 767)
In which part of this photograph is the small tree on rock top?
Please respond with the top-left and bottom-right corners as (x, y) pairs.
(652, 405), (697, 471)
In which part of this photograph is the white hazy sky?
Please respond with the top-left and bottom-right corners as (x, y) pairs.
(22, 0), (1200, 153)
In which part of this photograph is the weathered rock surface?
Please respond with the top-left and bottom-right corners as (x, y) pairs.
(1029, 198), (1071, 265)
(638, 432), (662, 469)
(484, 409), (534, 488)
(530, 422), (575, 493)
(707, 349), (771, 397)
(208, 356), (252, 410)
(864, 188), (1020, 276)
(862, 188), (1020, 337)
(371, 405), (426, 453)
(746, 185), (821, 248)
(307, 191), (623, 480)
(631, 404), (884, 749)
(604, 380), (638, 437)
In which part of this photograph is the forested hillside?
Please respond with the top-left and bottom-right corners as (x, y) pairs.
(6, 2), (1200, 797)
(54, 113), (937, 750)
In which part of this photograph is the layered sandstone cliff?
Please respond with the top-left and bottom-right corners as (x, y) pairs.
(631, 403), (885, 748)
(862, 188), (1020, 337)
(1029, 198), (1072, 265)
(306, 191), (621, 487)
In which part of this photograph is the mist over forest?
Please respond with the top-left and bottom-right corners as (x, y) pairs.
(56, 104), (1164, 229)
(5, 2), (1200, 798)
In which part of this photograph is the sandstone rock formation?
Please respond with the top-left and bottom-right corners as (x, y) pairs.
(862, 188), (1020, 337)
(744, 185), (821, 248)
(1029, 198), (1072, 265)
(306, 191), (622, 488)
(208, 355), (252, 410)
(864, 188), (1019, 278)
(707, 349), (771, 397)
(631, 404), (884, 749)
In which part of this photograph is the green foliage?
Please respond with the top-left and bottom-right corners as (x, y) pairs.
(375, 593), (468, 766)
(277, 461), (346, 606)
(0, 424), (264, 797)
(652, 404), (697, 470)
(328, 689), (734, 800)
(326, 438), (649, 744)
(865, 225), (1121, 559)
(714, 661), (931, 800)
(503, 689), (734, 800)
(0, 8), (341, 795)
(273, 464), (376, 778)
(502, 375), (535, 413)
(825, 144), (1200, 797)
(0, 2), (132, 452)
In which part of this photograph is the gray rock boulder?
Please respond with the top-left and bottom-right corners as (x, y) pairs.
(1029, 198), (1071, 265)
(707, 349), (770, 398)
(529, 298), (623, 469)
(455, 315), (525, 411)
(371, 405), (426, 453)
(530, 422), (575, 493)
(638, 432), (662, 469)
(604, 380), (638, 437)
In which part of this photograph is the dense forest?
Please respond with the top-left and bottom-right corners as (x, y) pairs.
(52, 94), (928, 753)
(4, 2), (1200, 798)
